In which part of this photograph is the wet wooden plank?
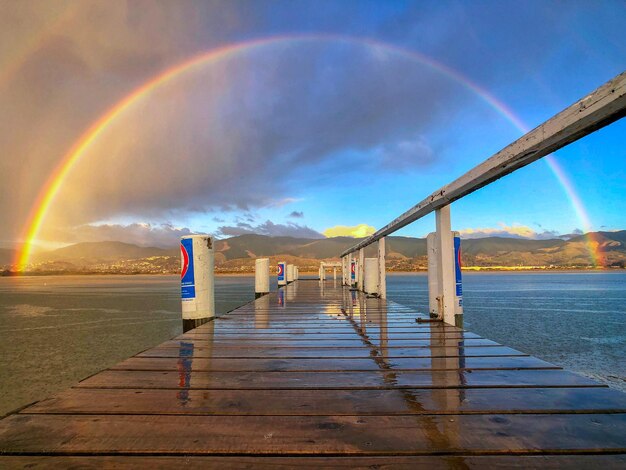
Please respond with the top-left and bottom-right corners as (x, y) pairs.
(156, 338), (499, 348)
(137, 345), (528, 358)
(1, 414), (625, 455)
(76, 369), (602, 390)
(178, 332), (483, 340)
(110, 355), (557, 372)
(204, 325), (463, 331)
(2, 455), (626, 469)
(25, 387), (626, 416)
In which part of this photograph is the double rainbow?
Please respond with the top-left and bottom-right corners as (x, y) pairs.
(14, 34), (600, 270)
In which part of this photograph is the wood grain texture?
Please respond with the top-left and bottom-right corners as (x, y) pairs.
(26, 387), (626, 416)
(1, 413), (625, 454)
(2, 455), (625, 469)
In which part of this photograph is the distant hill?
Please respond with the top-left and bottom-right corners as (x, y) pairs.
(4, 231), (626, 274)
(33, 241), (175, 265)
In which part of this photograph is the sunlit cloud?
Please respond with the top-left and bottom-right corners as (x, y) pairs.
(323, 224), (376, 238)
(458, 223), (570, 240)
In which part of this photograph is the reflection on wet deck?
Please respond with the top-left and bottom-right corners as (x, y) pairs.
(1, 279), (625, 467)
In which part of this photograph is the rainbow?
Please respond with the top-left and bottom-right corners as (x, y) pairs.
(15, 34), (600, 270)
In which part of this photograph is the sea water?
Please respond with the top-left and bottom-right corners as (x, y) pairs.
(0, 272), (624, 416)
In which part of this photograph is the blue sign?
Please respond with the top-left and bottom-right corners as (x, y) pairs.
(277, 262), (285, 282)
(454, 235), (462, 298)
(180, 238), (195, 300)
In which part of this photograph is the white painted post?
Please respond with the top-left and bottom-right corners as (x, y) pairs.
(295, 266), (299, 281)
(358, 248), (365, 291)
(333, 267), (337, 281)
(255, 258), (270, 299)
(435, 205), (455, 325)
(427, 232), (439, 318)
(364, 258), (379, 295)
(277, 261), (287, 287)
(286, 264), (294, 283)
(180, 234), (215, 333)
(377, 237), (386, 299)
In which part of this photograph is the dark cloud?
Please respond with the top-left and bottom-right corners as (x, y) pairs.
(43, 41), (462, 234)
(1, 1), (623, 245)
(217, 220), (323, 239)
(288, 211), (304, 218)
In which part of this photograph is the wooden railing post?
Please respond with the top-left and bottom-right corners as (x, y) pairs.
(358, 248), (365, 291)
(378, 237), (386, 299)
(435, 206), (455, 325)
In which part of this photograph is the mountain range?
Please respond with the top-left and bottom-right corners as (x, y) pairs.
(3, 231), (626, 274)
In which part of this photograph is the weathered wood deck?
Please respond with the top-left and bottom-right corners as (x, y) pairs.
(1, 279), (625, 468)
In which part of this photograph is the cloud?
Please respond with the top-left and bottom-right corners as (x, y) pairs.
(217, 220), (323, 239)
(323, 224), (376, 238)
(5, 18), (475, 244)
(2, 1), (622, 247)
(288, 211), (304, 218)
(458, 223), (569, 240)
(47, 223), (196, 248)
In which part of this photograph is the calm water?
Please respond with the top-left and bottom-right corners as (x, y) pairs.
(0, 272), (624, 415)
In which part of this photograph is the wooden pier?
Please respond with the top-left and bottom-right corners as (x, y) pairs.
(1, 279), (625, 468)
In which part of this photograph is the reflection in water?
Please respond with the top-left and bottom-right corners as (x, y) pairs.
(339, 284), (466, 457)
(277, 289), (285, 308)
(255, 295), (270, 329)
(286, 281), (297, 302)
(176, 341), (194, 406)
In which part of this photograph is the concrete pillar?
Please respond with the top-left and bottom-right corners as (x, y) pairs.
(286, 264), (294, 283)
(254, 258), (270, 299)
(435, 205), (455, 325)
(358, 248), (365, 291)
(333, 267), (337, 280)
(277, 261), (286, 287)
(364, 257), (379, 295)
(377, 237), (386, 299)
(180, 234), (215, 333)
(294, 266), (299, 281)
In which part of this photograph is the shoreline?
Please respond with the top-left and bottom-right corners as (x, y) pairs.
(2, 267), (623, 277)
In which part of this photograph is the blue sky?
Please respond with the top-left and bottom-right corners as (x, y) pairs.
(1, 0), (625, 248)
